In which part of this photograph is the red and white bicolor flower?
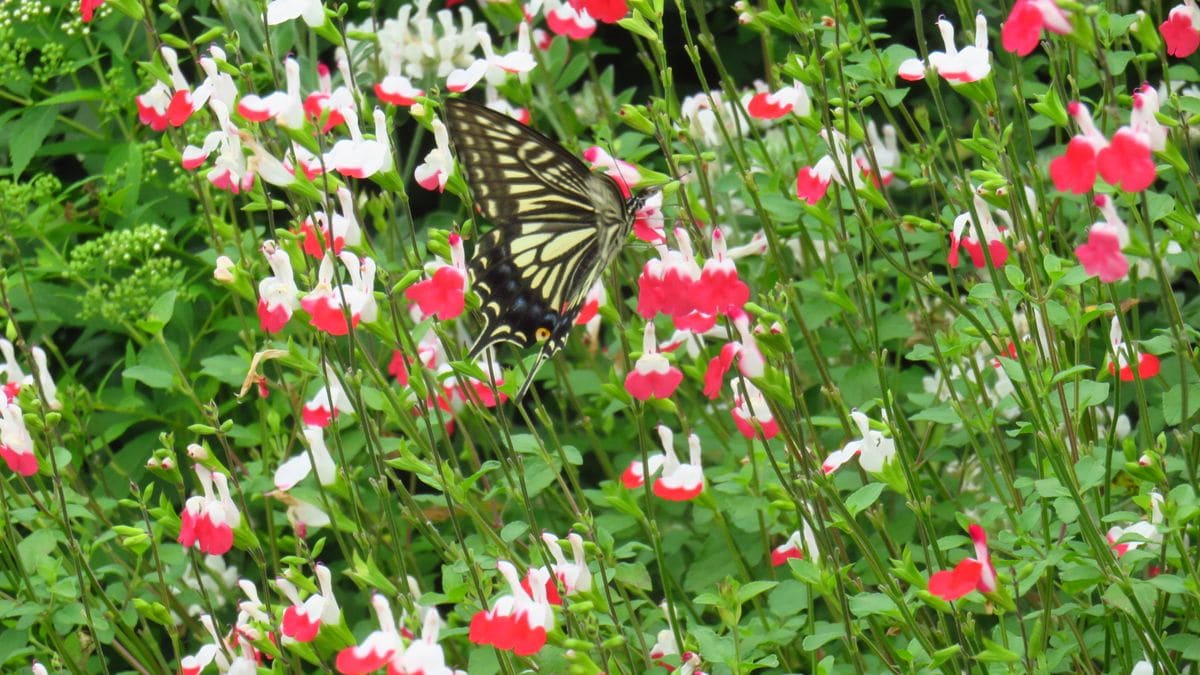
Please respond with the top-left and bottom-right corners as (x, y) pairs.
(948, 191), (1008, 269)
(695, 229), (751, 317)
(302, 362), (356, 429)
(325, 108), (394, 179)
(540, 0), (597, 40)
(1131, 84), (1168, 152)
(178, 464), (241, 557)
(649, 602), (678, 663)
(731, 380), (778, 440)
(1001, 0), (1072, 56)
(468, 561), (555, 656)
(299, 187), (362, 259)
(394, 610), (459, 675)
(406, 234), (468, 321)
(416, 119), (454, 192)
(771, 523), (819, 566)
(301, 251), (377, 335)
(0, 402), (36, 477)
(238, 57), (305, 128)
(257, 240), (300, 334)
(276, 564), (341, 643)
(542, 532), (593, 595)
(335, 594), (406, 674)
(1050, 101), (1156, 194)
(898, 13), (991, 85)
(1107, 492), (1164, 556)
(853, 120), (900, 188)
(822, 408), (896, 474)
(137, 47), (210, 131)
(652, 426), (705, 501)
(275, 425), (339, 491)
(1162, 0), (1200, 57)
(268, 489), (331, 538)
(266, 0), (325, 27)
(447, 24), (537, 93)
(583, 146), (642, 198)
(746, 80), (811, 120)
(927, 524), (997, 601)
(624, 324), (684, 401)
(375, 51), (425, 107)
(701, 310), (764, 398)
(485, 89), (532, 125)
(636, 228), (704, 327)
(633, 190), (665, 243)
(304, 60), (354, 133)
(29, 347), (60, 410)
(571, 0), (627, 23)
(180, 614), (226, 675)
(621, 450), (665, 489)
(1, 338), (30, 402)
(1075, 195), (1131, 283)
(1108, 316), (1161, 383)
(197, 47), (239, 112)
(795, 129), (858, 205)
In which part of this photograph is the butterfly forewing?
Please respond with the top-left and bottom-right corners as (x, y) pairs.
(442, 98), (632, 361)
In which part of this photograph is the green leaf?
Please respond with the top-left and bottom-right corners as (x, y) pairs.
(736, 580), (778, 605)
(844, 483), (886, 518)
(9, 106), (58, 179)
(136, 290), (177, 334)
(123, 364), (173, 389)
(848, 592), (898, 618)
(614, 562), (653, 591)
(975, 638), (1021, 663)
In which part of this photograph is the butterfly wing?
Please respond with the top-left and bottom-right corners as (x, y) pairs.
(442, 98), (630, 359)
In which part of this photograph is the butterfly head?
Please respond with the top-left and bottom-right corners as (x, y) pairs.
(626, 185), (661, 216)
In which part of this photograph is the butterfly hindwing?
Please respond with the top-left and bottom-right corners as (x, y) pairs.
(442, 98), (632, 360)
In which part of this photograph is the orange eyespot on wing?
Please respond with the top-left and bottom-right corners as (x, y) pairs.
(535, 327), (552, 342)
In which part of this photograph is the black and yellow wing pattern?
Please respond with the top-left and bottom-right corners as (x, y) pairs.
(441, 98), (634, 377)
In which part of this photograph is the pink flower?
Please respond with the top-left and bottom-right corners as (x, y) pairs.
(927, 524), (997, 600)
(257, 240), (299, 334)
(0, 403), (36, 477)
(300, 364), (355, 430)
(1096, 127), (1156, 192)
(237, 57), (305, 128)
(304, 62), (353, 133)
(624, 324), (684, 401)
(405, 234), (468, 320)
(583, 146), (641, 198)
(703, 342), (740, 400)
(1131, 84), (1168, 152)
(298, 187), (361, 259)
(633, 191), (666, 243)
(636, 230), (703, 321)
(822, 408), (895, 474)
(80, 0), (103, 21)
(177, 465), (240, 556)
(468, 561), (555, 656)
(746, 81), (810, 119)
(1107, 492), (1164, 556)
(652, 426), (705, 501)
(1161, 1), (1200, 57)
(897, 14), (991, 85)
(1107, 317), (1161, 382)
(277, 564), (341, 643)
(415, 120), (454, 192)
(1048, 102), (1107, 194)
(1001, 0), (1072, 56)
(0, 338), (29, 403)
(1075, 195), (1130, 283)
(948, 192), (1008, 269)
(570, 0), (626, 23)
(324, 108), (393, 179)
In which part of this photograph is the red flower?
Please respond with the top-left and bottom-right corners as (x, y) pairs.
(652, 427), (705, 501)
(927, 524), (996, 601)
(570, 0), (626, 23)
(406, 234), (467, 320)
(1001, 0), (1072, 56)
(177, 466), (239, 557)
(1075, 196), (1130, 283)
(795, 159), (834, 205)
(80, 0), (103, 21)
(703, 343), (739, 400)
(469, 562), (554, 656)
(278, 565), (340, 643)
(547, 3), (597, 39)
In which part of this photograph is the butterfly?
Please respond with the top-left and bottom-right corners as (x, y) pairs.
(441, 97), (649, 402)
